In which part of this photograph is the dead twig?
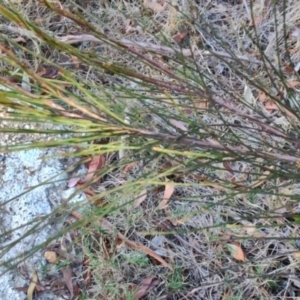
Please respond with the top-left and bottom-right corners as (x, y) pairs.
(0, 25), (263, 65)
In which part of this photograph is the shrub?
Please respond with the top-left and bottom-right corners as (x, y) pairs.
(1, 0), (300, 298)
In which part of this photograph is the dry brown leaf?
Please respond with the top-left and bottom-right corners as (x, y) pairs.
(134, 189), (148, 208)
(27, 271), (38, 300)
(72, 211), (172, 270)
(249, 16), (263, 26)
(118, 234), (172, 269)
(293, 252), (300, 259)
(287, 80), (300, 88)
(70, 55), (80, 69)
(158, 180), (175, 209)
(62, 266), (74, 298)
(196, 100), (209, 109)
(264, 99), (298, 119)
(143, 0), (166, 13)
(67, 177), (81, 188)
(183, 108), (194, 115)
(134, 277), (160, 300)
(169, 119), (188, 131)
(12, 36), (26, 43)
(284, 64), (294, 74)
(100, 218), (172, 270)
(258, 91), (267, 102)
(222, 287), (232, 300)
(120, 162), (137, 179)
(172, 32), (188, 44)
(44, 251), (58, 264)
(71, 210), (82, 220)
(36, 64), (59, 79)
(74, 185), (92, 198)
(264, 100), (278, 111)
(227, 242), (246, 261)
(80, 155), (105, 183)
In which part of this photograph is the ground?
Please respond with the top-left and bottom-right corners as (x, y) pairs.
(1, 0), (300, 299)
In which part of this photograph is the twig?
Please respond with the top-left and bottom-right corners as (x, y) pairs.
(211, 96), (290, 140)
(120, 38), (263, 65)
(125, 127), (300, 163)
(0, 25), (263, 65)
(0, 26), (291, 146)
(0, 25), (37, 39)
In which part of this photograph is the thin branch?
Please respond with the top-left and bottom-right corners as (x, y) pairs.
(0, 26), (289, 143)
(0, 25), (263, 65)
(211, 96), (289, 140)
(124, 127), (300, 163)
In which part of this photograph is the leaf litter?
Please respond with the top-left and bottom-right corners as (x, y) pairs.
(134, 189), (148, 208)
(226, 242), (247, 262)
(27, 271), (38, 300)
(134, 277), (160, 300)
(6, 0), (300, 299)
(61, 266), (74, 298)
(158, 179), (175, 209)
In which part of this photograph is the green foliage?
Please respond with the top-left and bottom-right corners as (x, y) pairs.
(1, 0), (300, 298)
(166, 267), (184, 292)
